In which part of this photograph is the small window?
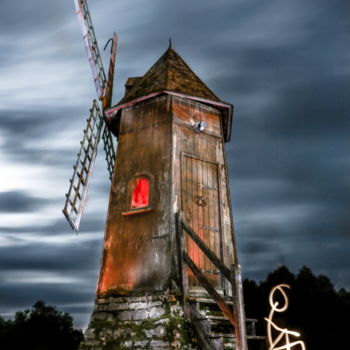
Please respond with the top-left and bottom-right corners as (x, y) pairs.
(131, 177), (150, 209)
(122, 175), (152, 216)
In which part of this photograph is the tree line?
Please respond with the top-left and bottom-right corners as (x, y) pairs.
(0, 301), (83, 350)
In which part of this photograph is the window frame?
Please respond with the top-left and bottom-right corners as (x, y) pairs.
(121, 173), (153, 216)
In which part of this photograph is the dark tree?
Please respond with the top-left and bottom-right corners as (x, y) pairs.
(243, 266), (350, 350)
(0, 301), (83, 350)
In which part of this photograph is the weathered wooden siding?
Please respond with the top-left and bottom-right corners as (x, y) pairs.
(97, 96), (172, 296)
(97, 94), (235, 297)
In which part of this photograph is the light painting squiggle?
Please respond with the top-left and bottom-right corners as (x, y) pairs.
(265, 284), (306, 350)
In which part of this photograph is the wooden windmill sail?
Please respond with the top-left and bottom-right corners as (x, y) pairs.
(62, 0), (117, 232)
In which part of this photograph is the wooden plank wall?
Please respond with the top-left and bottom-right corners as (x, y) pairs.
(97, 96), (173, 296)
(97, 94), (235, 297)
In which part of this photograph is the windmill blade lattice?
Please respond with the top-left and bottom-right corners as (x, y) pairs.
(63, 100), (104, 232)
(102, 124), (115, 181)
(74, 0), (106, 98)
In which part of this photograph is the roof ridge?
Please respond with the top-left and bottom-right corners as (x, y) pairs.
(165, 48), (171, 88)
(169, 48), (220, 101)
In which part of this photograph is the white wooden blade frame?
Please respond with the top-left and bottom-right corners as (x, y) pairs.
(74, 0), (107, 98)
(102, 124), (116, 181)
(63, 100), (104, 231)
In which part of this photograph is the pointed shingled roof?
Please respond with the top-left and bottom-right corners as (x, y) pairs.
(117, 47), (221, 105)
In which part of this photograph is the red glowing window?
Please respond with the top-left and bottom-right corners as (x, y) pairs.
(130, 177), (150, 209)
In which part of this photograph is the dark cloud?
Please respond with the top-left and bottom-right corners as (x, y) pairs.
(0, 109), (69, 164)
(0, 238), (102, 327)
(0, 282), (93, 306)
(0, 281), (95, 328)
(261, 79), (350, 139)
(0, 109), (62, 139)
(0, 105), (114, 169)
(0, 216), (105, 235)
(0, 191), (51, 213)
(0, 238), (102, 272)
(0, 1), (72, 37)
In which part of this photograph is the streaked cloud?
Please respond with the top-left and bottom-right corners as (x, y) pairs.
(0, 0), (349, 329)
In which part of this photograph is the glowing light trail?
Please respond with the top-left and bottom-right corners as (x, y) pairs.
(265, 284), (306, 350)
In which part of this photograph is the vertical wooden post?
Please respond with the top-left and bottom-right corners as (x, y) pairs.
(231, 264), (248, 350)
(176, 212), (189, 318)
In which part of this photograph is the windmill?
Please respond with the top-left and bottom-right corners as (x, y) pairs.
(60, 2), (260, 349)
(62, 0), (117, 232)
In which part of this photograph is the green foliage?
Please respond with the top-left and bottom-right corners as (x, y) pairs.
(0, 301), (83, 350)
(243, 265), (350, 350)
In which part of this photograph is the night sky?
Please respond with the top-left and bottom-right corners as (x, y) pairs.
(0, 0), (349, 328)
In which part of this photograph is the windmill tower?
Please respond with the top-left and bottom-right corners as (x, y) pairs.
(64, 1), (255, 349)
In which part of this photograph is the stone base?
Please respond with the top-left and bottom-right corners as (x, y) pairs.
(79, 294), (198, 350)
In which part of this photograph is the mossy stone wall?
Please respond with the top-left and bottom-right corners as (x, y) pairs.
(80, 294), (198, 350)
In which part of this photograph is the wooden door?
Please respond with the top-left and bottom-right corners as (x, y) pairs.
(181, 154), (222, 289)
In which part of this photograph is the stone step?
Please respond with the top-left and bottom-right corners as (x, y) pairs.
(188, 297), (234, 305)
(195, 312), (258, 336)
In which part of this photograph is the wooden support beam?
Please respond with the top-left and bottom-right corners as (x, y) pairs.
(183, 251), (236, 328)
(181, 219), (231, 281)
(231, 264), (248, 350)
(175, 213), (189, 318)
